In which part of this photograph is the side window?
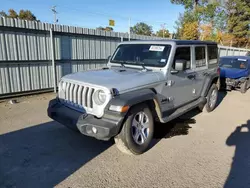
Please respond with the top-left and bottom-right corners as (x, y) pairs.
(195, 46), (206, 68)
(208, 45), (218, 64)
(173, 47), (191, 70)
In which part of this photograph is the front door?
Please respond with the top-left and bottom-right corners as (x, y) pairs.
(161, 46), (198, 113)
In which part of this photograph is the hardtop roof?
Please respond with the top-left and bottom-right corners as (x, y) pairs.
(120, 39), (217, 45)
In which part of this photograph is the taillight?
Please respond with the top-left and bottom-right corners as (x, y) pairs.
(217, 67), (220, 75)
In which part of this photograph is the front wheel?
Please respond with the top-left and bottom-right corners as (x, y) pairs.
(114, 103), (154, 155)
(240, 81), (248, 94)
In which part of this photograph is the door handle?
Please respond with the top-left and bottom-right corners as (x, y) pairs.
(187, 74), (196, 80)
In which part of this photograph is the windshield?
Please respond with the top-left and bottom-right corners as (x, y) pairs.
(111, 44), (171, 67)
(220, 58), (248, 69)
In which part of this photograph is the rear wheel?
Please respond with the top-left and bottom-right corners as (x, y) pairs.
(199, 84), (218, 113)
(114, 103), (154, 155)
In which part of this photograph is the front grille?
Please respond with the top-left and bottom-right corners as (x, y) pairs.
(59, 81), (95, 109)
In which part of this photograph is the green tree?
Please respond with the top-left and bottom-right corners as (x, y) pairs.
(213, 7), (227, 32)
(170, 0), (199, 10)
(104, 27), (113, 31)
(130, 22), (153, 36)
(172, 0), (228, 40)
(174, 28), (182, 39)
(97, 26), (114, 31)
(174, 11), (199, 39)
(227, 0), (250, 39)
(0, 9), (37, 21)
(226, 0), (250, 47)
(197, 1), (227, 31)
(0, 11), (7, 17)
(182, 21), (199, 40)
(18, 10), (37, 20)
(171, 0), (228, 26)
(156, 29), (170, 38)
(97, 26), (105, 30)
(8, 9), (18, 18)
(174, 13), (185, 39)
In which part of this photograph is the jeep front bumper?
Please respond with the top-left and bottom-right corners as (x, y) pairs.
(47, 99), (124, 141)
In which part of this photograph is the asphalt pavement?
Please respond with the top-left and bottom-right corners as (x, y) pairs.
(1, 90), (250, 188)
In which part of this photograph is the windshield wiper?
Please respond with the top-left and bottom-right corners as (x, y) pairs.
(110, 60), (126, 68)
(131, 61), (149, 71)
(111, 60), (149, 71)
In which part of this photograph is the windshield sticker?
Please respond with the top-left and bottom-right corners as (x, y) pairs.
(160, 59), (166, 63)
(238, 58), (247, 61)
(149, 45), (165, 52)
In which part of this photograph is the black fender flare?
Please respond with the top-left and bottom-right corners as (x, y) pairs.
(106, 88), (157, 109)
(201, 74), (219, 97)
(104, 89), (161, 133)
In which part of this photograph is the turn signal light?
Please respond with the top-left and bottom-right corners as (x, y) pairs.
(217, 67), (220, 75)
(109, 105), (130, 113)
(120, 106), (129, 113)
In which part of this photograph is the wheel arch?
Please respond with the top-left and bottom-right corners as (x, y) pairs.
(201, 74), (220, 97)
(107, 88), (163, 134)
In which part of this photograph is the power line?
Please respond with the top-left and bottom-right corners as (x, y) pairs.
(6, 0), (174, 31)
(57, 4), (172, 27)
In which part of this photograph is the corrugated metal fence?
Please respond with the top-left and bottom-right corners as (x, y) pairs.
(218, 46), (249, 56)
(0, 17), (249, 98)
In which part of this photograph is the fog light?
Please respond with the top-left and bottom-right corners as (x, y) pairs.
(92, 127), (98, 134)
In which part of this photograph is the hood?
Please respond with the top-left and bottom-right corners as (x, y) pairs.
(220, 67), (249, 79)
(62, 67), (164, 92)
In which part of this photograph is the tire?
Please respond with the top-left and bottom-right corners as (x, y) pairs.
(202, 84), (218, 113)
(240, 81), (248, 94)
(114, 103), (154, 155)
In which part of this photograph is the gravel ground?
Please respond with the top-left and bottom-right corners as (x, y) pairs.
(1, 91), (250, 188)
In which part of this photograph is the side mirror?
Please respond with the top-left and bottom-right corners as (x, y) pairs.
(107, 55), (111, 62)
(174, 59), (187, 71)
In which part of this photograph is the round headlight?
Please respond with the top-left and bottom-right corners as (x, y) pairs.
(62, 82), (67, 92)
(93, 90), (107, 105)
(59, 81), (66, 91)
(58, 81), (66, 99)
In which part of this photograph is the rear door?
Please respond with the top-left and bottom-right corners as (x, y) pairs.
(192, 45), (209, 97)
(193, 45), (219, 96)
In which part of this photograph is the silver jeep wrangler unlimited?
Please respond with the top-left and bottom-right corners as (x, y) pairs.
(48, 40), (220, 155)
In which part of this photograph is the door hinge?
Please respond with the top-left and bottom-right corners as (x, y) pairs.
(192, 89), (196, 94)
(166, 80), (175, 86)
